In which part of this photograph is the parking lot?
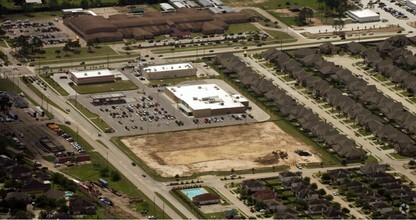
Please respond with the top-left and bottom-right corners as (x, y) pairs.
(0, 105), (89, 167)
(2, 19), (70, 46)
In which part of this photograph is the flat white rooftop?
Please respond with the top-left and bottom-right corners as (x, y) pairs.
(166, 84), (247, 110)
(348, 9), (379, 18)
(143, 63), (194, 73)
(70, 69), (113, 79)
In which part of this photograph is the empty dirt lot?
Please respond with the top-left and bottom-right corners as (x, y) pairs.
(121, 122), (321, 177)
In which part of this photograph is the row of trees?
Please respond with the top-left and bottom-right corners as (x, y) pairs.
(10, 35), (44, 58)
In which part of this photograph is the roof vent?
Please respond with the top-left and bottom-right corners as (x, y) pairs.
(98, 72), (101, 75)
(84, 73), (87, 76)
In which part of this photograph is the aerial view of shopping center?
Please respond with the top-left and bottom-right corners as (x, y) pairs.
(0, 0), (416, 218)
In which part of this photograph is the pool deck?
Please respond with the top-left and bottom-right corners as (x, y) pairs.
(181, 188), (208, 200)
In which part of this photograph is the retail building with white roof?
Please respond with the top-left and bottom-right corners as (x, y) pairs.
(165, 83), (248, 117)
(69, 69), (115, 85)
(139, 63), (197, 80)
(347, 9), (380, 23)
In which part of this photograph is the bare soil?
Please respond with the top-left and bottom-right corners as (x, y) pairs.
(122, 122), (320, 177)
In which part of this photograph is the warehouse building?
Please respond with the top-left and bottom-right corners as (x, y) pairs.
(69, 69), (115, 85)
(408, 0), (416, 10)
(347, 9), (380, 23)
(165, 84), (248, 117)
(64, 8), (256, 42)
(139, 63), (196, 80)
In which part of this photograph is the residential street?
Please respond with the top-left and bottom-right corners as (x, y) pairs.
(238, 54), (416, 186)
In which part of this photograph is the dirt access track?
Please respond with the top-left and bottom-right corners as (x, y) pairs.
(121, 122), (321, 177)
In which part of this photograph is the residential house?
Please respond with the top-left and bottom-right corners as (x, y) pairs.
(360, 163), (386, 174)
(345, 41), (364, 55)
(319, 42), (339, 55)
(252, 189), (276, 203)
(372, 202), (394, 215)
(193, 193), (220, 206)
(323, 206), (344, 219)
(44, 188), (66, 200)
(7, 165), (32, 180)
(4, 192), (31, 204)
(21, 178), (51, 194)
(240, 179), (265, 193)
(69, 196), (96, 215)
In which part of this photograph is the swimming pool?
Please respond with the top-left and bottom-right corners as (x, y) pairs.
(181, 188), (207, 200)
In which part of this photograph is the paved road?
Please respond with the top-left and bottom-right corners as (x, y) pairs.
(238, 55), (416, 186)
(11, 67), (196, 219)
(199, 165), (367, 219)
(326, 55), (416, 115)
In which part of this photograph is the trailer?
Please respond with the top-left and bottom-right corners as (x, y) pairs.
(98, 178), (108, 187)
(35, 106), (45, 117)
(28, 108), (37, 117)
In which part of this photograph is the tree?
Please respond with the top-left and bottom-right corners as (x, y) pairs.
(80, 0), (89, 8)
(100, 167), (109, 177)
(55, 49), (61, 58)
(110, 170), (120, 181)
(296, 7), (313, 25)
(86, 40), (94, 52)
(11, 35), (31, 57)
(48, 0), (59, 10)
(31, 36), (43, 53)
(0, 27), (6, 38)
(61, 0), (70, 8)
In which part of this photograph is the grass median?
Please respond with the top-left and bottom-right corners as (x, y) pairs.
(39, 74), (70, 96)
(67, 99), (113, 132)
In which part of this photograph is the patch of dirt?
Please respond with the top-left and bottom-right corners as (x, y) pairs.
(408, 22), (416, 28)
(122, 122), (321, 177)
(273, 8), (298, 17)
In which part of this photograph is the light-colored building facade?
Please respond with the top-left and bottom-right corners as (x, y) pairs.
(165, 83), (248, 117)
(69, 69), (115, 85)
(140, 63), (196, 80)
(347, 9), (380, 23)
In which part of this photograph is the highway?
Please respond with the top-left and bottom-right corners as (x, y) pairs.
(7, 66), (196, 219)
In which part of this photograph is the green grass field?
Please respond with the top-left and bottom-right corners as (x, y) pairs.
(149, 76), (198, 86)
(34, 46), (118, 60)
(222, 0), (321, 10)
(71, 79), (138, 94)
(226, 23), (260, 34)
(63, 151), (169, 219)
(0, 78), (20, 91)
(263, 29), (296, 41)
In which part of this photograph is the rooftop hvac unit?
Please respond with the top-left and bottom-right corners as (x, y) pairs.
(179, 66), (181, 68)
(220, 102), (224, 105)
(193, 97), (197, 100)
(198, 86), (202, 89)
